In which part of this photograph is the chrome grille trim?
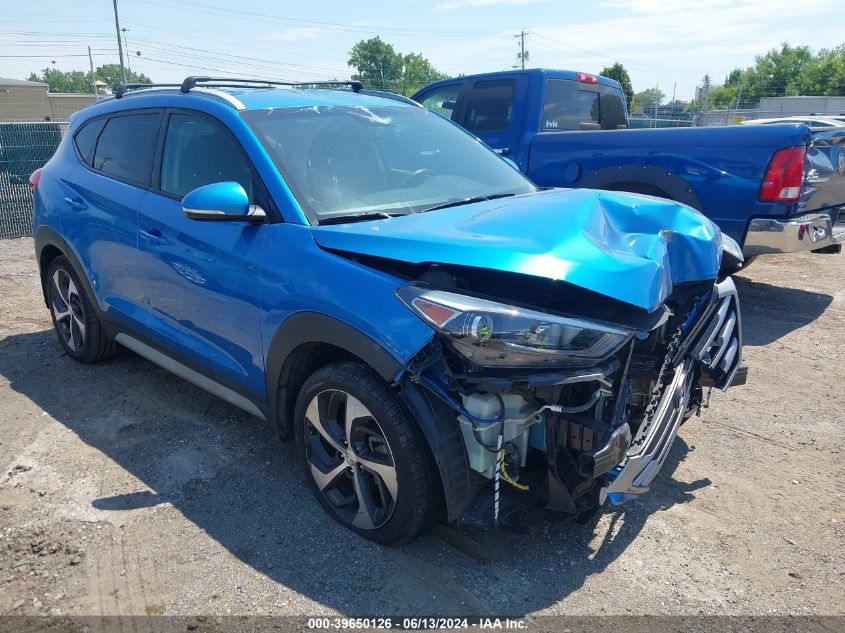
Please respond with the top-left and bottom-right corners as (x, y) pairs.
(603, 358), (693, 501)
(603, 276), (744, 504)
(692, 277), (743, 390)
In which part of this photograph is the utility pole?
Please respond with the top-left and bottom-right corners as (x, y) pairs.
(88, 46), (98, 101)
(112, 0), (126, 84)
(121, 28), (131, 76)
(514, 30), (529, 70)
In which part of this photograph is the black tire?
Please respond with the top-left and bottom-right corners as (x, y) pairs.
(294, 362), (434, 545)
(45, 255), (117, 363)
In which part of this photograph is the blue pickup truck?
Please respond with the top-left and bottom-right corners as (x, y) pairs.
(412, 69), (845, 260)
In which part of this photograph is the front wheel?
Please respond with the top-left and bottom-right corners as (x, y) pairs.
(294, 362), (434, 545)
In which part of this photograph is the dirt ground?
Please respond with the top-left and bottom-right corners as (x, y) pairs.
(0, 236), (843, 620)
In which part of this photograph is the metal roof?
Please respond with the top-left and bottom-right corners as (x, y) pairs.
(0, 77), (48, 88)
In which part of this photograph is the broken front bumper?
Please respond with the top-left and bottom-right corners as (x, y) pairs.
(603, 277), (745, 504)
(742, 211), (845, 257)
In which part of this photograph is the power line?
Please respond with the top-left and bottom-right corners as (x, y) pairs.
(134, 0), (509, 37)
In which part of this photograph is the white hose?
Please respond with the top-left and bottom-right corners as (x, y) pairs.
(494, 430), (503, 524)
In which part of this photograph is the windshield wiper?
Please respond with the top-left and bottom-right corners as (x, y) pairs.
(420, 193), (516, 214)
(319, 212), (399, 225)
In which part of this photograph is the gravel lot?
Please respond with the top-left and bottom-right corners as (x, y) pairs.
(0, 236), (843, 620)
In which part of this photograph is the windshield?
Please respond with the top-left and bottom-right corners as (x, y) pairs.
(242, 105), (536, 223)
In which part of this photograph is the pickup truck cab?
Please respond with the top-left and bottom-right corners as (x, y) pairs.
(413, 69), (845, 259)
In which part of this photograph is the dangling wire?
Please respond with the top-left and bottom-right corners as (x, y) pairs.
(498, 448), (529, 491)
(494, 430), (502, 525)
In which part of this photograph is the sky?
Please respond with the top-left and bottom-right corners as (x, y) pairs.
(2, 0), (843, 102)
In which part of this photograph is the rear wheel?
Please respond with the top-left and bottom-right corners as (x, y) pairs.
(46, 256), (116, 363)
(294, 362), (434, 545)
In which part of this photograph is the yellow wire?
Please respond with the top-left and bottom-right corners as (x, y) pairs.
(498, 449), (529, 491)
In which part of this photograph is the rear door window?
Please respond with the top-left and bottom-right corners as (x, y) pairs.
(462, 79), (515, 133)
(542, 79), (627, 131)
(93, 112), (160, 185)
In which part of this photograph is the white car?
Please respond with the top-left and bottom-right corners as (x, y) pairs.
(742, 116), (845, 128)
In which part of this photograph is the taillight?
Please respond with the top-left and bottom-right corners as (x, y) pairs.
(576, 72), (598, 84)
(758, 146), (805, 202)
(29, 167), (42, 190)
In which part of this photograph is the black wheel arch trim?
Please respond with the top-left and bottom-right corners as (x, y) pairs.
(397, 377), (479, 523)
(35, 226), (99, 313)
(265, 311), (409, 440)
(580, 164), (704, 211)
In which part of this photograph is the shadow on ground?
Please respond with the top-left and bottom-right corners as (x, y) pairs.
(734, 276), (832, 346)
(0, 329), (705, 616)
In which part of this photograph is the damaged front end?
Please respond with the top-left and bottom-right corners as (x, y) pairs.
(312, 188), (747, 525)
(396, 269), (746, 525)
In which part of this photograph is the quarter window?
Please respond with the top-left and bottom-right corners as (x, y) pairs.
(462, 80), (515, 133)
(160, 113), (253, 199)
(92, 113), (159, 185)
(73, 118), (106, 166)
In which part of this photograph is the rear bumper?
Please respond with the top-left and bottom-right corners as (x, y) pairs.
(743, 211), (845, 257)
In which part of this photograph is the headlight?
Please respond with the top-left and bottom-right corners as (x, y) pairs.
(398, 286), (633, 368)
(721, 234), (744, 268)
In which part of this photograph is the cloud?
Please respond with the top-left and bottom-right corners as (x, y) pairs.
(433, 0), (558, 12)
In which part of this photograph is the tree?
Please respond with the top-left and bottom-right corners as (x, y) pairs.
(793, 45), (845, 96)
(27, 65), (152, 94)
(95, 64), (152, 93)
(600, 62), (633, 110)
(348, 37), (448, 95)
(348, 37), (404, 91)
(632, 87), (665, 112)
(27, 68), (92, 93)
(400, 53), (448, 96)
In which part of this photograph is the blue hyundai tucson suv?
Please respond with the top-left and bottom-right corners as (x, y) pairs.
(31, 77), (746, 545)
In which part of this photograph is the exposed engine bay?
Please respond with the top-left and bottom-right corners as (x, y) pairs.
(387, 261), (747, 525)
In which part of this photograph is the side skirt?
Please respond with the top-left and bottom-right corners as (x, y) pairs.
(114, 333), (267, 421)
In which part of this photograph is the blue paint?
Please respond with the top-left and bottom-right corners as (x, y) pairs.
(182, 181), (250, 216)
(313, 188), (722, 312)
(33, 83), (724, 403)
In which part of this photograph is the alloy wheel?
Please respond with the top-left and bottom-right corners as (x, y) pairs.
(303, 389), (399, 530)
(50, 268), (86, 352)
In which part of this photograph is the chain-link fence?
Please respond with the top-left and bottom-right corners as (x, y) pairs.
(629, 116), (694, 128)
(0, 121), (66, 239)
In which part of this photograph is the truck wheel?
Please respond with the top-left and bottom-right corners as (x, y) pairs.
(46, 256), (116, 363)
(294, 362), (434, 545)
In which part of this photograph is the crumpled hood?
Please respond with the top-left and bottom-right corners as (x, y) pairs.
(311, 188), (722, 312)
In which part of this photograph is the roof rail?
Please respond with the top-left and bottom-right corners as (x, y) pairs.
(114, 83), (181, 98)
(179, 76), (363, 93)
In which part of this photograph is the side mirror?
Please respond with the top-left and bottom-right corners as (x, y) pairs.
(182, 182), (266, 222)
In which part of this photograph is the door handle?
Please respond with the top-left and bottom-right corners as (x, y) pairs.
(493, 147), (511, 156)
(63, 196), (87, 211)
(139, 228), (167, 245)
